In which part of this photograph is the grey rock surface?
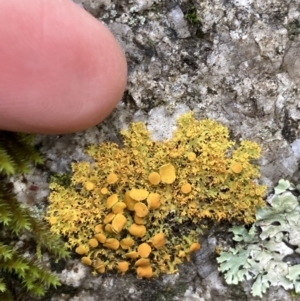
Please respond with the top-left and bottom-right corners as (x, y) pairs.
(20, 0), (300, 300)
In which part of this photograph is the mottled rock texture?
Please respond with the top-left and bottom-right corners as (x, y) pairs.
(19, 0), (300, 300)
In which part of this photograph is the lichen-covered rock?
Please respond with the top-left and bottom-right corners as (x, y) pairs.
(17, 0), (300, 299)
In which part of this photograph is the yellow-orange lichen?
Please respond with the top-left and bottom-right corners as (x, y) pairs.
(107, 172), (118, 184)
(135, 258), (150, 267)
(94, 258), (105, 273)
(134, 202), (149, 217)
(100, 187), (108, 194)
(85, 182), (95, 191)
(89, 238), (99, 248)
(75, 245), (88, 255)
(112, 202), (127, 214)
(130, 189), (149, 201)
(94, 224), (103, 233)
(134, 214), (145, 225)
(111, 214), (127, 233)
(231, 162), (243, 174)
(128, 224), (146, 237)
(187, 152), (196, 161)
(81, 256), (92, 266)
(47, 112), (266, 279)
(138, 243), (152, 258)
(103, 238), (120, 250)
(147, 193), (161, 210)
(189, 242), (201, 253)
(104, 224), (114, 234)
(124, 251), (139, 259)
(159, 163), (176, 184)
(137, 266), (153, 278)
(123, 191), (137, 211)
(181, 183), (192, 194)
(103, 213), (115, 224)
(48, 216), (57, 225)
(120, 237), (135, 250)
(117, 261), (129, 273)
(106, 194), (118, 209)
(95, 233), (106, 244)
(152, 233), (166, 249)
(148, 172), (161, 185)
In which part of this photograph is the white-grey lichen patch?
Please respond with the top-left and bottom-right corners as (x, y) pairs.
(145, 103), (190, 141)
(167, 6), (191, 38)
(59, 261), (90, 288)
(218, 180), (300, 297)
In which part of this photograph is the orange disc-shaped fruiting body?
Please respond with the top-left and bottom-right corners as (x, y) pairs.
(112, 214), (127, 233)
(134, 214), (145, 225)
(181, 183), (192, 194)
(94, 258), (105, 273)
(100, 187), (108, 194)
(95, 233), (106, 244)
(88, 238), (99, 248)
(138, 243), (152, 258)
(103, 238), (120, 250)
(124, 251), (139, 259)
(137, 266), (153, 278)
(85, 182), (95, 191)
(231, 162), (243, 174)
(117, 261), (129, 273)
(147, 193), (161, 210)
(130, 188), (149, 201)
(189, 242), (201, 253)
(107, 172), (118, 184)
(148, 172), (161, 185)
(106, 194), (118, 209)
(94, 224), (103, 233)
(120, 237), (135, 250)
(103, 212), (116, 224)
(104, 224), (114, 233)
(152, 233), (166, 249)
(135, 258), (150, 267)
(112, 201), (127, 214)
(159, 163), (176, 184)
(134, 202), (149, 217)
(81, 256), (92, 266)
(187, 152), (196, 161)
(75, 245), (89, 255)
(123, 191), (137, 211)
(128, 223), (146, 237)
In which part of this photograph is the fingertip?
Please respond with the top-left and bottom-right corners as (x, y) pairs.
(0, 0), (127, 134)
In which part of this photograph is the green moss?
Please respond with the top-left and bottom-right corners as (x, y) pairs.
(287, 20), (300, 41)
(0, 131), (69, 300)
(46, 112), (265, 278)
(184, 6), (200, 25)
(0, 132), (43, 175)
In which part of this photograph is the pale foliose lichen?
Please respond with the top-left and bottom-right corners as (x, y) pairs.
(45, 112), (265, 278)
(217, 179), (300, 297)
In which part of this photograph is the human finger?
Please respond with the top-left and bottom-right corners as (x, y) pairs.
(0, 0), (127, 134)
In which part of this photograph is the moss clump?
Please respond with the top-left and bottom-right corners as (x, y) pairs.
(287, 20), (300, 41)
(0, 132), (69, 300)
(46, 112), (265, 277)
(184, 6), (200, 25)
